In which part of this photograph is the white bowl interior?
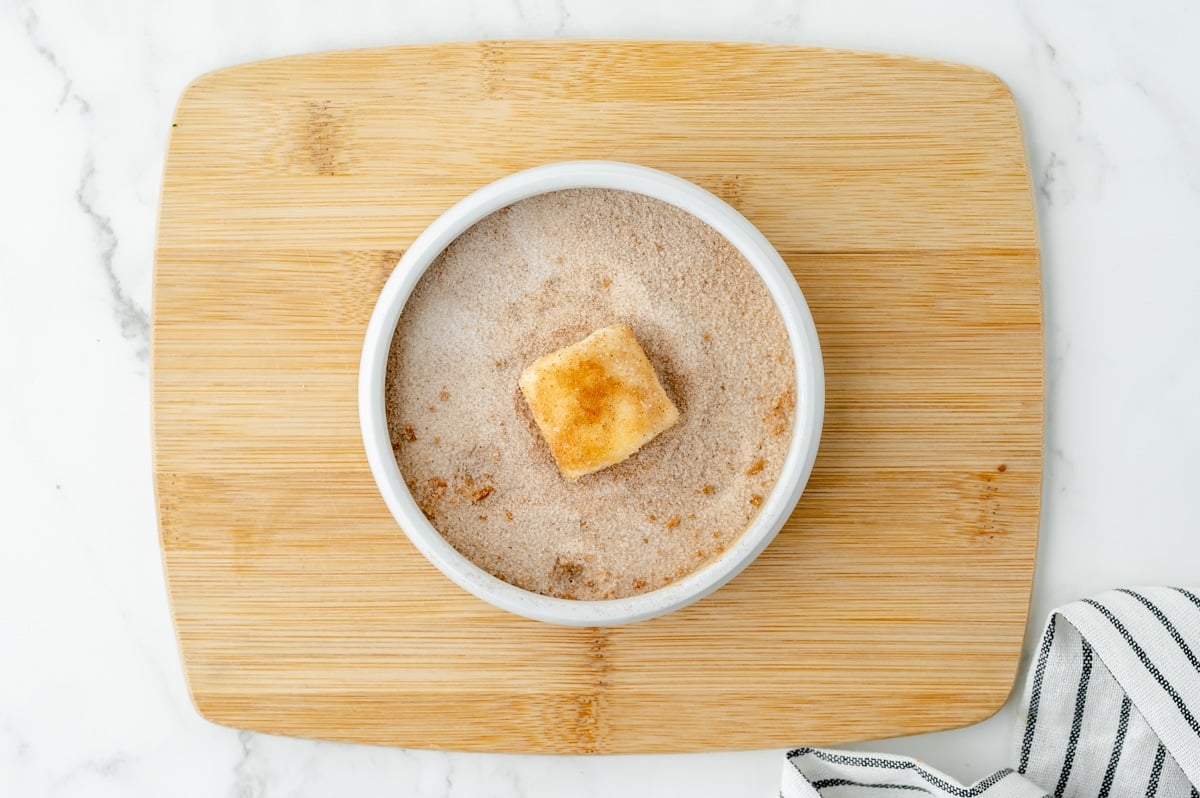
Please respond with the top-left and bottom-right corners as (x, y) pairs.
(359, 161), (824, 625)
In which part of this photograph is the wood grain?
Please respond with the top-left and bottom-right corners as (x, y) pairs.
(153, 41), (1042, 753)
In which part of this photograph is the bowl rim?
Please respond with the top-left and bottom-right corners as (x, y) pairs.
(358, 160), (824, 626)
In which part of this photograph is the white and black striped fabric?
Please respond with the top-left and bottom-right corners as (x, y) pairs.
(783, 587), (1200, 797)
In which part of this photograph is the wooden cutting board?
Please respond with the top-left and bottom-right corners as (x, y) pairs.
(153, 41), (1042, 753)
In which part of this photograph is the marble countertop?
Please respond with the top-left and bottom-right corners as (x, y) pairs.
(3, 1), (1199, 795)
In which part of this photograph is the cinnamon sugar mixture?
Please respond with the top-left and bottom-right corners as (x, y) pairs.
(385, 189), (794, 600)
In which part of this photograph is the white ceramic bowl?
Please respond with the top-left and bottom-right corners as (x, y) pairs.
(359, 161), (823, 626)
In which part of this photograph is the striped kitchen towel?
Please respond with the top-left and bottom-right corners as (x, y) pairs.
(783, 587), (1200, 797)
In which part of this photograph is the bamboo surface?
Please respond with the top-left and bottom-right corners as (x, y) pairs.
(153, 41), (1042, 753)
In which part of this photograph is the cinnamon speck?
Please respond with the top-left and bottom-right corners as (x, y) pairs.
(418, 477), (449, 519)
(749, 494), (763, 507)
(665, 516), (681, 529)
(646, 514), (657, 522)
(701, 484), (715, 495)
(504, 509), (514, 521)
(403, 424), (417, 442)
(746, 458), (765, 476)
(471, 485), (494, 503)
(764, 388), (795, 436)
(439, 388), (450, 401)
(552, 556), (583, 579)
